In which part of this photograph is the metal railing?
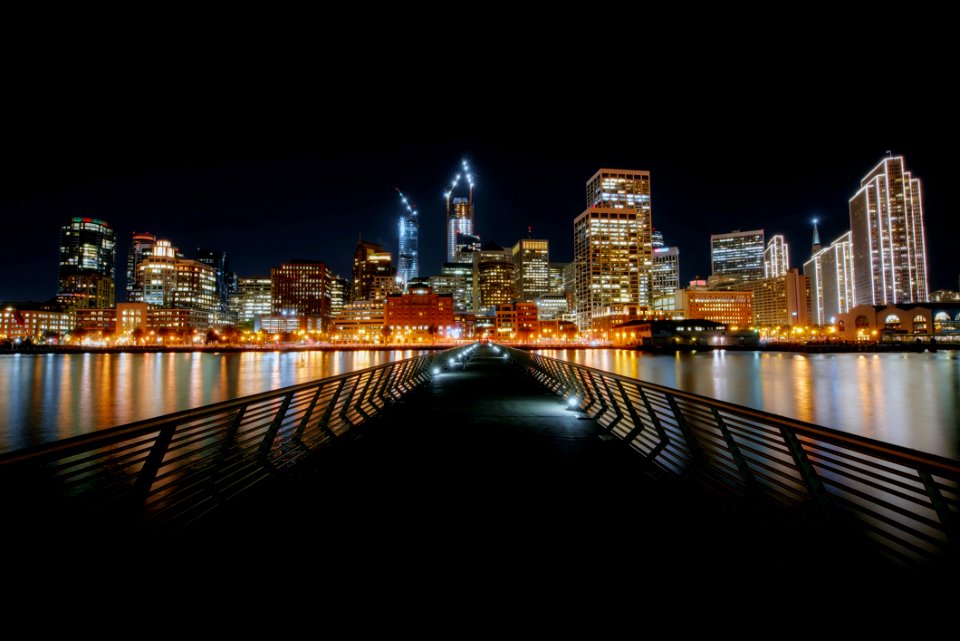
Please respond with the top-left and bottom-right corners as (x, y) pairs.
(0, 346), (469, 532)
(506, 346), (960, 566)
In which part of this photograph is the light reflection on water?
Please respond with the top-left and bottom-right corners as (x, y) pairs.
(539, 349), (960, 460)
(0, 350), (423, 453)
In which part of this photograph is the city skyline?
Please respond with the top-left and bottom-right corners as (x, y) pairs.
(2, 142), (955, 303)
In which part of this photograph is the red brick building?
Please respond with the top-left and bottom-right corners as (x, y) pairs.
(384, 285), (455, 339)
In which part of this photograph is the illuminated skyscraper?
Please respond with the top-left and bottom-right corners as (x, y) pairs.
(652, 244), (680, 309)
(804, 232), (855, 325)
(445, 160), (474, 262)
(352, 240), (395, 301)
(710, 229), (765, 287)
(849, 155), (928, 305)
(139, 240), (178, 307)
(574, 169), (654, 330)
(58, 217), (116, 309)
(396, 190), (419, 287)
(512, 238), (550, 301)
(127, 231), (157, 302)
(763, 234), (790, 278)
(138, 240), (218, 315)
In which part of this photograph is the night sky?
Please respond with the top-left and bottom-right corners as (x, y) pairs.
(3, 41), (957, 301)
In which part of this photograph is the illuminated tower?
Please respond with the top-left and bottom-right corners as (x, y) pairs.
(352, 240), (395, 302)
(763, 234), (790, 278)
(396, 189), (419, 287)
(57, 216), (116, 309)
(849, 155), (928, 305)
(574, 169), (654, 330)
(445, 160), (474, 262)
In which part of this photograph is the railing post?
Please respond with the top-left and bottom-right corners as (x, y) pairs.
(918, 469), (957, 546)
(666, 393), (704, 474)
(317, 378), (347, 438)
(617, 379), (645, 442)
(258, 391), (295, 461)
(338, 376), (361, 427)
(711, 407), (760, 496)
(379, 363), (397, 402)
(354, 371), (376, 420)
(778, 427), (833, 516)
(636, 385), (671, 462)
(295, 384), (326, 439)
(131, 422), (177, 514)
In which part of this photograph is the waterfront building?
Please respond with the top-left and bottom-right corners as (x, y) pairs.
(57, 217), (116, 309)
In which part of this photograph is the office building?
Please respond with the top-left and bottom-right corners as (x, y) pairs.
(445, 160), (475, 262)
(272, 260), (332, 330)
(849, 155), (928, 305)
(574, 169), (654, 330)
(57, 217), (116, 309)
(352, 240), (394, 302)
(397, 194), (419, 286)
(512, 238), (549, 301)
(804, 232), (856, 326)
(237, 277), (272, 324)
(711, 229), (765, 287)
(473, 242), (514, 313)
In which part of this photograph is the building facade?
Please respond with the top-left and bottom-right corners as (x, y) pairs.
(673, 289), (753, 327)
(710, 229), (765, 287)
(384, 285), (455, 339)
(574, 169), (654, 330)
(804, 231), (856, 326)
(746, 268), (810, 327)
(653, 245), (680, 307)
(397, 198), (419, 287)
(271, 260), (332, 330)
(58, 217), (116, 309)
(763, 234), (790, 278)
(473, 243), (515, 313)
(849, 155), (928, 305)
(126, 231), (157, 302)
(237, 277), (272, 324)
(512, 238), (550, 301)
(352, 240), (394, 302)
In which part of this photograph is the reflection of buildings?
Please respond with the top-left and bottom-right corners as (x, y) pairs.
(850, 155), (928, 306)
(58, 217), (116, 309)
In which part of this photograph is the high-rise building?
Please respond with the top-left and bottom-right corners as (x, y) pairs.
(849, 155), (928, 305)
(195, 248), (232, 313)
(397, 191), (419, 287)
(352, 240), (395, 302)
(453, 232), (482, 264)
(237, 277), (272, 324)
(329, 274), (351, 318)
(511, 238), (550, 301)
(548, 263), (567, 296)
(445, 160), (474, 262)
(473, 242), (515, 313)
(127, 231), (157, 302)
(138, 239), (218, 316)
(711, 229), (765, 287)
(574, 169), (654, 330)
(58, 217), (116, 309)
(272, 260), (332, 329)
(804, 232), (855, 325)
(653, 246), (680, 308)
(763, 234), (790, 278)
(431, 262), (474, 312)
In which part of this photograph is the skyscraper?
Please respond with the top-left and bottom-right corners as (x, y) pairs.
(473, 242), (515, 313)
(58, 217), (116, 309)
(352, 240), (395, 302)
(127, 231), (157, 302)
(512, 238), (550, 301)
(574, 169), (654, 330)
(396, 190), (419, 287)
(763, 234), (790, 278)
(710, 229), (765, 287)
(237, 277), (272, 324)
(195, 248), (231, 313)
(849, 155), (928, 305)
(445, 160), (474, 262)
(804, 232), (855, 325)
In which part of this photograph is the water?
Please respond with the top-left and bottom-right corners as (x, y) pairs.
(0, 350), (423, 453)
(539, 349), (960, 460)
